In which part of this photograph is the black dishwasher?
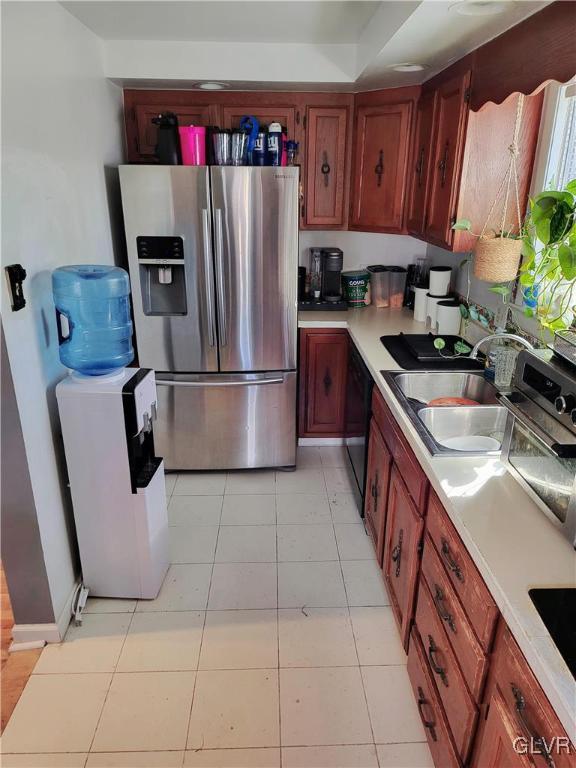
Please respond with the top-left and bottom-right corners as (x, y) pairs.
(345, 341), (374, 517)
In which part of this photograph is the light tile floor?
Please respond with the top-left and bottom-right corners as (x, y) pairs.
(1, 448), (433, 768)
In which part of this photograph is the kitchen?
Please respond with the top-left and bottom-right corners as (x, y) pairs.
(1, 1), (576, 767)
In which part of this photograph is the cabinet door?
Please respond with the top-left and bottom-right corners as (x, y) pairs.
(364, 420), (392, 564)
(383, 466), (424, 650)
(351, 102), (413, 232)
(305, 106), (348, 226)
(134, 104), (215, 159)
(222, 105), (297, 138)
(406, 90), (437, 235)
(299, 330), (348, 437)
(424, 71), (471, 246)
(472, 690), (533, 768)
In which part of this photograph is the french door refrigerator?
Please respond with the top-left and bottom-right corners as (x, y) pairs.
(119, 165), (299, 471)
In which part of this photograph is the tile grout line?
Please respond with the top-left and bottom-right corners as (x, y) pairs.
(85, 595), (138, 756)
(276, 491), (283, 767)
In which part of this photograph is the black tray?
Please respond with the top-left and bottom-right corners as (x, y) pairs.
(381, 334), (484, 371)
(403, 333), (472, 362)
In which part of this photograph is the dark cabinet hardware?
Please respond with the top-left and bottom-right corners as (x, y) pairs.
(433, 583), (456, 633)
(374, 149), (384, 187)
(323, 368), (332, 396)
(321, 151), (331, 187)
(296, 111), (300, 125)
(415, 147), (425, 187)
(438, 141), (449, 188)
(391, 528), (403, 578)
(440, 538), (464, 582)
(427, 635), (448, 687)
(371, 471), (379, 505)
(417, 686), (438, 741)
(511, 685), (556, 768)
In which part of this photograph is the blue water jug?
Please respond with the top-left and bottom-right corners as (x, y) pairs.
(52, 265), (134, 376)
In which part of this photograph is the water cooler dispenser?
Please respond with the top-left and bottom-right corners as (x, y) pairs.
(54, 265), (169, 600)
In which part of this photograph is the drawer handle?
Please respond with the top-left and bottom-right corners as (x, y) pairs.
(427, 635), (448, 687)
(371, 471), (379, 506)
(440, 538), (464, 582)
(511, 684), (557, 768)
(415, 147), (425, 188)
(433, 584), (456, 633)
(417, 686), (438, 742)
(438, 140), (449, 187)
(391, 528), (403, 578)
(374, 149), (384, 187)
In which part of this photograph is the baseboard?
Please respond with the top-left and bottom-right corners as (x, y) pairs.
(11, 623), (60, 645)
(298, 437), (346, 446)
(9, 639), (46, 652)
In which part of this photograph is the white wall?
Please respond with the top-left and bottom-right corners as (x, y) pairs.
(1, 2), (125, 629)
(300, 231), (428, 271)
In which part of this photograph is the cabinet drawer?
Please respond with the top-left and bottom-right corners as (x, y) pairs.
(372, 389), (428, 513)
(421, 535), (489, 702)
(407, 628), (461, 768)
(416, 577), (478, 762)
(484, 623), (576, 768)
(427, 491), (498, 652)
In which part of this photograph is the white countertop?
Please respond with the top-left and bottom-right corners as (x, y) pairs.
(298, 306), (576, 742)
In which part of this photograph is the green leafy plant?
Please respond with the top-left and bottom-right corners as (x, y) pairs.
(517, 180), (576, 331)
(452, 179), (576, 332)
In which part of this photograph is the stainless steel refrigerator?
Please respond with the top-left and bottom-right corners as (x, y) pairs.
(119, 165), (299, 471)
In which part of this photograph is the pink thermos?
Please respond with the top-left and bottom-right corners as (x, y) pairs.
(178, 126), (206, 165)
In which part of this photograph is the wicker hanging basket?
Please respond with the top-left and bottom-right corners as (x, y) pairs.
(473, 94), (525, 283)
(474, 234), (522, 282)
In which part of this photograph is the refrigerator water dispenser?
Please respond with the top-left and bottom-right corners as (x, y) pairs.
(137, 235), (187, 316)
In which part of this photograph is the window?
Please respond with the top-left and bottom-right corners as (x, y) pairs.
(531, 79), (576, 194)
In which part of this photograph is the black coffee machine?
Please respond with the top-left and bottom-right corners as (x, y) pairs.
(321, 248), (344, 303)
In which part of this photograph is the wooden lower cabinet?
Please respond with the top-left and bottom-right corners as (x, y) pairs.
(472, 623), (576, 768)
(383, 466), (424, 650)
(298, 328), (348, 437)
(407, 628), (461, 768)
(363, 420), (392, 563)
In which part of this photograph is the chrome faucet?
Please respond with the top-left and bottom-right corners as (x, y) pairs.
(469, 333), (535, 360)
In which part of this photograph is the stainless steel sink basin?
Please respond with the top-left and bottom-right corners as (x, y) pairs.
(418, 406), (508, 453)
(380, 370), (507, 456)
(392, 371), (499, 406)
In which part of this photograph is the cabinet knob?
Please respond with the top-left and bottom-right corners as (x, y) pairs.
(321, 151), (331, 188)
(374, 149), (384, 187)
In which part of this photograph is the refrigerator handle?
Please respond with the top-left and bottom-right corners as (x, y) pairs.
(214, 208), (227, 347)
(201, 209), (216, 347)
(156, 377), (285, 388)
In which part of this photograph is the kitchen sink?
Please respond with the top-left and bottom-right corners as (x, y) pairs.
(391, 371), (499, 406)
(529, 589), (576, 679)
(418, 406), (508, 453)
(381, 370), (507, 456)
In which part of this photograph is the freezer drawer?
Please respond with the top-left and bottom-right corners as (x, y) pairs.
(155, 372), (297, 470)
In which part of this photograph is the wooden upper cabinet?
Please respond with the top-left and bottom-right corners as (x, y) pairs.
(298, 329), (348, 438)
(350, 100), (413, 233)
(406, 90), (438, 235)
(221, 105), (297, 138)
(133, 104), (217, 160)
(305, 106), (349, 227)
(383, 466), (424, 650)
(424, 70), (471, 246)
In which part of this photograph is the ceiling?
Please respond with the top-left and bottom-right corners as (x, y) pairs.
(61, 1), (382, 43)
(61, 0), (551, 89)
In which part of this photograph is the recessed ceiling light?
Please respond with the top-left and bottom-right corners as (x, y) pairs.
(195, 82), (229, 91)
(452, 1), (509, 16)
(390, 63), (425, 73)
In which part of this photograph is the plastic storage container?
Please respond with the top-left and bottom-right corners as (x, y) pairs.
(387, 266), (408, 308)
(52, 265), (134, 376)
(367, 265), (389, 308)
(342, 269), (370, 307)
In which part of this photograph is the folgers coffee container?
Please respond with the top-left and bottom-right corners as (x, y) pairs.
(252, 128), (268, 166)
(342, 269), (371, 307)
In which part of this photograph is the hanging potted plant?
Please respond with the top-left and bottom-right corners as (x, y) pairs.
(453, 94), (526, 283)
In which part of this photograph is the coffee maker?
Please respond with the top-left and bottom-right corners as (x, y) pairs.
(321, 248), (344, 303)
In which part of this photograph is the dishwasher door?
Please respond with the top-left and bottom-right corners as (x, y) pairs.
(344, 342), (373, 512)
(155, 372), (297, 471)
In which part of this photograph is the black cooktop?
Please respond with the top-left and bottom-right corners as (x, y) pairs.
(529, 588), (576, 679)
